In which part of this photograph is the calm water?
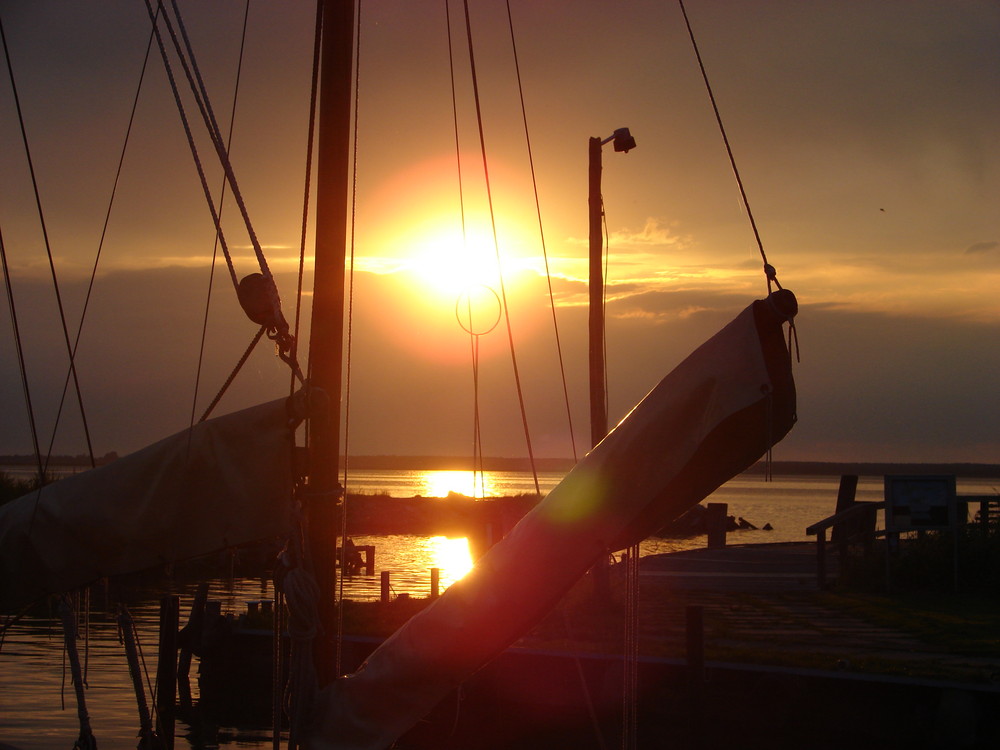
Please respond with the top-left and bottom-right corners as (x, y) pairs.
(2, 470), (996, 749)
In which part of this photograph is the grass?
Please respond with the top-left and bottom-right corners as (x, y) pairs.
(817, 589), (1000, 658)
(0, 471), (44, 507)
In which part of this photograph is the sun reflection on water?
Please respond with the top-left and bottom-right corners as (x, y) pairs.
(420, 469), (497, 498)
(424, 535), (474, 586)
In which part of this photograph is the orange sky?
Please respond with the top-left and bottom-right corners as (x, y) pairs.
(1, 1), (998, 463)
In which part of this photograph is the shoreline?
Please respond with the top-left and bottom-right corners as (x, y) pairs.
(4, 454), (998, 479)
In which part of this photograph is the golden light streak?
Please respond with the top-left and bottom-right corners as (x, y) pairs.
(423, 535), (474, 587)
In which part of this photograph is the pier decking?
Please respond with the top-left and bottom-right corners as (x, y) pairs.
(518, 542), (999, 688)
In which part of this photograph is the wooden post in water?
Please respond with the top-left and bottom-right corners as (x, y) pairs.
(177, 582), (208, 681)
(430, 567), (440, 599)
(156, 594), (179, 749)
(706, 502), (728, 549)
(381, 571), (391, 603)
(177, 581), (208, 711)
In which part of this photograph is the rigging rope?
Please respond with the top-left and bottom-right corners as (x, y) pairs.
(622, 544), (640, 750)
(676, 0), (781, 294)
(677, 0), (798, 362)
(291, 0), (325, 397)
(142, 0), (240, 294)
(198, 325), (267, 422)
(461, 0), (540, 495)
(0, 12), (96, 470)
(190, 0), (252, 430)
(0, 225), (44, 483)
(167, 0), (277, 288)
(504, 0), (579, 463)
(445, 0), (487, 496)
(35, 15), (159, 480)
(144, 0), (302, 382)
(118, 607), (162, 749)
(166, 0), (301, 373)
(58, 597), (97, 750)
(338, 0), (365, 675)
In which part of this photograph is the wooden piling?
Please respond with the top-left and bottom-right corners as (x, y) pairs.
(430, 567), (440, 599)
(706, 503), (728, 549)
(381, 571), (391, 602)
(156, 594), (179, 749)
(178, 582), (208, 681)
(816, 528), (827, 588)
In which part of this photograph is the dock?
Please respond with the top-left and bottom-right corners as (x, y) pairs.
(517, 542), (999, 688)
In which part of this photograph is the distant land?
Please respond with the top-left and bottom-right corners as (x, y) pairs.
(2, 454), (998, 480)
(339, 455), (1000, 479)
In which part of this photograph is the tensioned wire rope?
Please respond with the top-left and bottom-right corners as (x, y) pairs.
(189, 0), (252, 431)
(500, 5), (609, 749)
(677, 0), (799, 367)
(677, 0), (785, 296)
(0, 228), (43, 484)
(142, 0), (303, 416)
(0, 8), (163, 694)
(444, 0), (488, 499)
(142, 0), (240, 293)
(594, 198), (626, 750)
(166, 0), (305, 382)
(445, 0), (506, 499)
(460, 0), (540, 495)
(612, 4), (801, 745)
(165, 0), (286, 305)
(279, 2), (325, 733)
(337, 0), (365, 678)
(0, 9), (161, 484)
(0, 10), (96, 472)
(503, 0), (579, 464)
(167, 0), (304, 382)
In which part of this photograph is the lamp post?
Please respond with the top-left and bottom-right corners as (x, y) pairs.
(588, 127), (636, 448)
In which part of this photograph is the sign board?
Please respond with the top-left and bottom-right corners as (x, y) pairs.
(883, 475), (957, 532)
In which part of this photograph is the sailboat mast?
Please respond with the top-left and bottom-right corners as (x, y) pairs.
(308, 0), (354, 686)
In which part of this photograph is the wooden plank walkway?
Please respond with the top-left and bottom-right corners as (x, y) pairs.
(639, 541), (825, 591)
(521, 542), (1000, 687)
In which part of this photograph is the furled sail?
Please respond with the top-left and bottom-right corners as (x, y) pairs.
(306, 290), (798, 750)
(0, 394), (302, 611)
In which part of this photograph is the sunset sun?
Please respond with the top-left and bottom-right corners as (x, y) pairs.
(409, 228), (500, 298)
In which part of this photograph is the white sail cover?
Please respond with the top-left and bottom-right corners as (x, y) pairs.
(307, 290), (798, 750)
(0, 395), (300, 610)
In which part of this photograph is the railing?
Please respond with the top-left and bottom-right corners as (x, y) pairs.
(965, 495), (1000, 533)
(805, 501), (884, 588)
(806, 493), (999, 588)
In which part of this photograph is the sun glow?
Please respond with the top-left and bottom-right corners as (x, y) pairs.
(425, 536), (474, 586)
(421, 469), (499, 498)
(409, 228), (500, 297)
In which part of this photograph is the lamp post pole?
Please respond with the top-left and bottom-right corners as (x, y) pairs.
(588, 137), (605, 449)
(588, 128), (635, 449)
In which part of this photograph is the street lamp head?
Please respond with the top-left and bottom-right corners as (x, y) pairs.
(612, 127), (636, 153)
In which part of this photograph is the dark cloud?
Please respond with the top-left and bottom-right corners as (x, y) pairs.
(0, 266), (294, 457)
(965, 241), (999, 255)
(2, 2), (997, 465)
(3, 267), (997, 463)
